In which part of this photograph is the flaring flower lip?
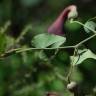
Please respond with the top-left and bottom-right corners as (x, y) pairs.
(47, 5), (77, 36)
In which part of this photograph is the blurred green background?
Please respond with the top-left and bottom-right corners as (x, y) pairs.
(0, 0), (96, 96)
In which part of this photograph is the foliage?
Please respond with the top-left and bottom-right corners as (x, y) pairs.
(0, 0), (96, 96)
(32, 33), (66, 48)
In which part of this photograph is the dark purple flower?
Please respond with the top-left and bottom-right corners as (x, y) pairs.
(48, 5), (78, 36)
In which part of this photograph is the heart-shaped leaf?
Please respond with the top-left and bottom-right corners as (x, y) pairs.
(70, 49), (96, 65)
(32, 33), (66, 48)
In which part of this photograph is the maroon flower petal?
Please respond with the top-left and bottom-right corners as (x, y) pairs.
(48, 5), (77, 36)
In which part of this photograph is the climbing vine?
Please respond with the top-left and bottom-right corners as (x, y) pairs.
(0, 16), (96, 96)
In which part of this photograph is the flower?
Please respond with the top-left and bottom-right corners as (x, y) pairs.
(48, 5), (78, 36)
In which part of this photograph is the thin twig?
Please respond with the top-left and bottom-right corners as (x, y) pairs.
(0, 20), (11, 34)
(55, 70), (67, 82)
(75, 33), (96, 47)
(66, 48), (78, 83)
(87, 16), (96, 21)
(0, 46), (74, 58)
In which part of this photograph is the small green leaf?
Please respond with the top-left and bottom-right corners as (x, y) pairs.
(70, 49), (96, 65)
(84, 21), (96, 33)
(32, 33), (66, 48)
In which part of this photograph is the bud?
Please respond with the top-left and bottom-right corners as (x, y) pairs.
(67, 81), (78, 93)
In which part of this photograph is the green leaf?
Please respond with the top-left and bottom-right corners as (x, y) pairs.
(51, 40), (64, 48)
(32, 33), (66, 48)
(84, 21), (96, 33)
(70, 49), (96, 65)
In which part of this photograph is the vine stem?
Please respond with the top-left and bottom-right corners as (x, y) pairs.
(0, 20), (96, 59)
(65, 19), (96, 83)
(0, 46), (74, 58)
(66, 48), (78, 83)
(75, 33), (96, 47)
(70, 20), (96, 33)
(87, 16), (96, 21)
(16, 46), (74, 53)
